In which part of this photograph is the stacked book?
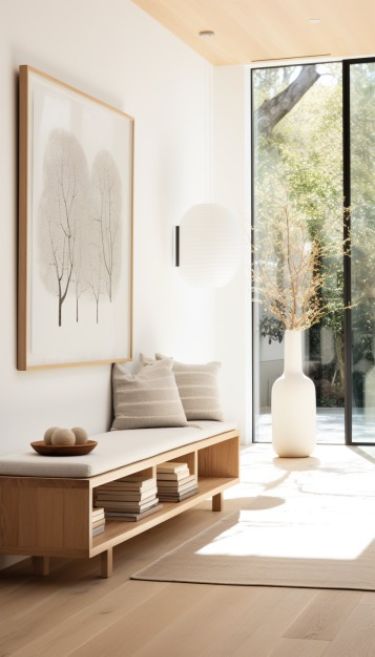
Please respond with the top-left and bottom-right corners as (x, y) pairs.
(157, 461), (198, 502)
(92, 507), (105, 537)
(94, 475), (161, 522)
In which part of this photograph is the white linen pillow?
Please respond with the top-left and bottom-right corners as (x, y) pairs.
(112, 358), (188, 430)
(155, 354), (224, 421)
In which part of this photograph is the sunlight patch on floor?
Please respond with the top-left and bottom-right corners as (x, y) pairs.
(201, 444), (375, 561)
(196, 510), (374, 560)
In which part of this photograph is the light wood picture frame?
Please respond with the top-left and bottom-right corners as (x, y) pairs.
(18, 66), (134, 370)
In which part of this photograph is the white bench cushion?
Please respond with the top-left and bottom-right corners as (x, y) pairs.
(0, 421), (237, 479)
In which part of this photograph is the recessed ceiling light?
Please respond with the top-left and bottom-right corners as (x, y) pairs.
(308, 18), (321, 24)
(198, 30), (215, 38)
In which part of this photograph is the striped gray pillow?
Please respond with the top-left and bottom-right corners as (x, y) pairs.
(112, 358), (188, 430)
(155, 355), (223, 421)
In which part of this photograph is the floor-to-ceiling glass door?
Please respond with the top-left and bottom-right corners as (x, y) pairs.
(252, 57), (375, 445)
(252, 61), (345, 444)
(345, 59), (375, 444)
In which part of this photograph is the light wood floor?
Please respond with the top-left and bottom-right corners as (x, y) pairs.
(1, 444), (375, 657)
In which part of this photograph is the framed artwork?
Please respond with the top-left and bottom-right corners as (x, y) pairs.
(18, 66), (134, 370)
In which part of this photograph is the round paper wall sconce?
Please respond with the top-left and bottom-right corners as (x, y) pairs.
(175, 203), (241, 288)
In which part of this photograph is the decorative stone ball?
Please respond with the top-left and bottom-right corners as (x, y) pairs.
(71, 427), (88, 445)
(51, 428), (76, 447)
(44, 426), (59, 445)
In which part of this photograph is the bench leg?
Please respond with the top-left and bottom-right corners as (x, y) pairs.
(32, 556), (50, 576)
(100, 548), (113, 578)
(212, 492), (223, 512)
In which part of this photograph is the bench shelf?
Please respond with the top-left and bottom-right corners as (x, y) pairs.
(91, 476), (236, 556)
(0, 429), (240, 577)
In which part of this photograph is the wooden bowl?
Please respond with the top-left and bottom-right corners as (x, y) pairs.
(31, 440), (97, 456)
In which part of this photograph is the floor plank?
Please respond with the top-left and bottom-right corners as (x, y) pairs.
(230, 588), (315, 657)
(128, 585), (282, 657)
(8, 580), (166, 657)
(284, 589), (363, 641)
(268, 638), (330, 657)
(0, 559), (148, 655)
(321, 602), (375, 657)
(68, 583), (216, 657)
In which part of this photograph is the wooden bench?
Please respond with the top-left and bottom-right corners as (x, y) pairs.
(0, 425), (240, 577)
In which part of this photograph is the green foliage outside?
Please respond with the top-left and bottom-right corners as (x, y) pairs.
(253, 62), (375, 408)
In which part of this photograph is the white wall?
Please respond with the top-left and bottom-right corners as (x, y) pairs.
(0, 0), (216, 567)
(213, 66), (252, 443)
(0, 0), (215, 455)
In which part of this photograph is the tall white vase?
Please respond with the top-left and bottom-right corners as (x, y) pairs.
(271, 329), (316, 457)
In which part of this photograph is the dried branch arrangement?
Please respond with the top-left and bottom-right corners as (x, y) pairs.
(252, 204), (349, 331)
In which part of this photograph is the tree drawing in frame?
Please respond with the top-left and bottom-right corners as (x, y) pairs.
(39, 138), (122, 327)
(39, 129), (90, 326)
(87, 209), (106, 325)
(91, 150), (122, 305)
(18, 65), (134, 370)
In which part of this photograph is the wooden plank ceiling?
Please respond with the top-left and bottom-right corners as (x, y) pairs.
(132, 0), (375, 65)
